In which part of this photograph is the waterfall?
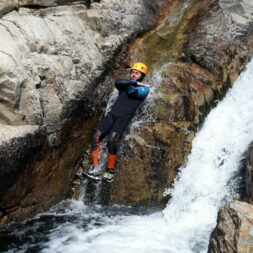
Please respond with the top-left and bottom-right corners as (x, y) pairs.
(2, 59), (253, 253)
(161, 57), (253, 252)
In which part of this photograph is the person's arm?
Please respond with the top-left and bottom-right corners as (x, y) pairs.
(115, 79), (137, 91)
(137, 82), (150, 88)
(127, 85), (150, 100)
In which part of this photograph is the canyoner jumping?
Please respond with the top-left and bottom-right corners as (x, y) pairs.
(84, 62), (151, 182)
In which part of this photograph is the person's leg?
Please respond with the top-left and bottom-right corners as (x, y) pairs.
(106, 131), (120, 170)
(91, 113), (114, 166)
(91, 129), (102, 166)
(105, 113), (133, 172)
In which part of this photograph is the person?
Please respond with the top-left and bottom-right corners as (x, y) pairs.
(89, 62), (150, 181)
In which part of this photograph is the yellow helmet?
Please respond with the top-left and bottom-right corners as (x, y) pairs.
(131, 62), (147, 75)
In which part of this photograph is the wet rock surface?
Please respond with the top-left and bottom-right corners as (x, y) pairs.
(0, 0), (159, 224)
(1, 0), (253, 224)
(0, 125), (43, 199)
(208, 141), (253, 252)
(245, 142), (253, 204)
(110, 63), (215, 206)
(0, 1), (92, 17)
(183, 0), (253, 84)
(111, 121), (192, 206)
(0, 0), (157, 142)
(208, 201), (253, 253)
(108, 0), (253, 206)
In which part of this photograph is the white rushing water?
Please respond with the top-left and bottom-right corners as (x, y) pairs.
(42, 58), (253, 253)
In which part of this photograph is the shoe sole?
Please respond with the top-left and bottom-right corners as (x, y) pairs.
(83, 172), (101, 181)
(102, 177), (114, 183)
(83, 172), (114, 183)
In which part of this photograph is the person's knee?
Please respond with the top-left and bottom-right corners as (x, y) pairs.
(107, 132), (120, 154)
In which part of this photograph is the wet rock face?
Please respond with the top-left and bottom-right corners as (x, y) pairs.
(244, 142), (253, 203)
(183, 0), (253, 84)
(0, 115), (99, 225)
(0, 125), (44, 200)
(0, 1), (92, 16)
(208, 201), (253, 253)
(0, 0), (159, 223)
(209, 142), (253, 252)
(109, 0), (253, 206)
(111, 122), (192, 206)
(1, 0), (253, 223)
(0, 0), (156, 145)
(110, 62), (216, 206)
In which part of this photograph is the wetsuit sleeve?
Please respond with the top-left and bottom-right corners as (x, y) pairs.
(127, 86), (150, 100)
(115, 79), (137, 91)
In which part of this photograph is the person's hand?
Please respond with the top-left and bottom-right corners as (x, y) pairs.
(137, 82), (151, 87)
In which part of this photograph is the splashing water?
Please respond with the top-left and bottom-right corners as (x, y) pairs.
(2, 59), (253, 253)
(41, 59), (253, 253)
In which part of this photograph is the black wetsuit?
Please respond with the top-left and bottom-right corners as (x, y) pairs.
(90, 78), (150, 171)
(88, 76), (151, 172)
(92, 79), (149, 156)
(96, 79), (149, 135)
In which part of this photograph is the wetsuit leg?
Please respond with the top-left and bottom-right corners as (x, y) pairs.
(91, 113), (114, 166)
(105, 114), (133, 170)
(96, 112), (114, 134)
(107, 131), (120, 169)
(111, 113), (134, 136)
(91, 129), (102, 151)
(107, 131), (120, 155)
(91, 129), (102, 166)
(106, 113), (134, 155)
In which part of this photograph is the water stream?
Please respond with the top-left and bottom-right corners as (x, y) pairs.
(1, 59), (253, 253)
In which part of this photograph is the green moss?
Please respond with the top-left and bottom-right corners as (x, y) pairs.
(138, 0), (200, 72)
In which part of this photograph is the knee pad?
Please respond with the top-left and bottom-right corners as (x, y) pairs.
(107, 132), (120, 155)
